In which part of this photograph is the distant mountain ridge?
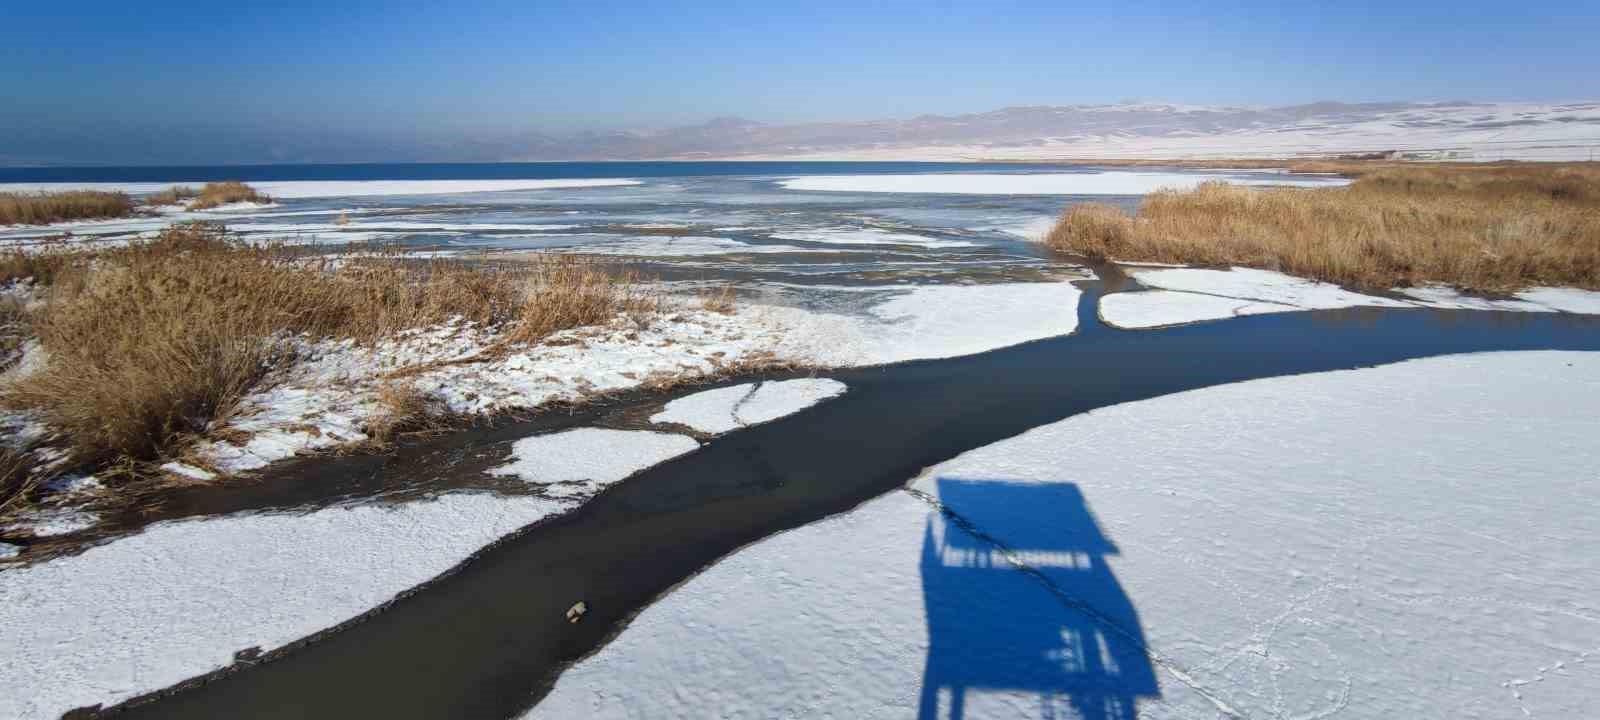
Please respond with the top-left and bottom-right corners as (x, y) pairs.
(4, 101), (1597, 166)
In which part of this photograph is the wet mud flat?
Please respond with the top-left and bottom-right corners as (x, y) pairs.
(98, 285), (1600, 720)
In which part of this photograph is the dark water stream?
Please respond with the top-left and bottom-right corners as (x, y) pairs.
(99, 286), (1600, 719)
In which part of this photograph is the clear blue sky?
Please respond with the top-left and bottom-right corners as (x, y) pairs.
(3, 0), (1597, 161)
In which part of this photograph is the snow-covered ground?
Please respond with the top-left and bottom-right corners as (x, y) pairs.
(1, 491), (612, 719)
(193, 281), (1077, 475)
(778, 171), (1347, 196)
(1100, 267), (1600, 328)
(533, 350), (1600, 719)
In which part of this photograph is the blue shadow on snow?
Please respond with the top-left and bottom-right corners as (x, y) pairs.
(918, 478), (1160, 719)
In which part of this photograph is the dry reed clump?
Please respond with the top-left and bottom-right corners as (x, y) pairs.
(0, 191), (136, 225)
(1045, 163), (1600, 292)
(697, 285), (738, 314)
(363, 381), (443, 446)
(143, 186), (199, 206)
(0, 446), (37, 515)
(0, 223), (654, 474)
(510, 260), (657, 342)
(187, 181), (272, 210)
(1, 245), (92, 286)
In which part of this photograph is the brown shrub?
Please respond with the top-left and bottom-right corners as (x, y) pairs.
(144, 186), (199, 206)
(1045, 163), (1600, 292)
(697, 284), (738, 314)
(363, 381), (441, 445)
(187, 181), (271, 210)
(0, 191), (135, 225)
(0, 247), (79, 286)
(509, 258), (657, 342)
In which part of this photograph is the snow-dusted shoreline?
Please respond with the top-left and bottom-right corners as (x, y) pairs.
(1101, 266), (1600, 329)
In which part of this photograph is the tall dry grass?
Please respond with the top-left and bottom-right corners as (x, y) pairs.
(1, 223), (652, 472)
(187, 181), (271, 210)
(0, 191), (136, 225)
(1046, 163), (1600, 292)
(144, 185), (199, 206)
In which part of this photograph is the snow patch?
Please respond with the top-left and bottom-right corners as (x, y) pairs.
(769, 282), (1083, 366)
(159, 462), (217, 482)
(489, 428), (698, 498)
(650, 379), (847, 434)
(1130, 267), (1412, 310)
(1100, 290), (1300, 328)
(1516, 287), (1600, 315)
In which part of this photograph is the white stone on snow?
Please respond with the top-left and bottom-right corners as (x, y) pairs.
(533, 351), (1600, 719)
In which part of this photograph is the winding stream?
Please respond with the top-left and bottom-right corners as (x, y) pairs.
(100, 285), (1600, 720)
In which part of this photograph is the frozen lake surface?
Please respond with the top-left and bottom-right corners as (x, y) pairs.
(0, 162), (1338, 289)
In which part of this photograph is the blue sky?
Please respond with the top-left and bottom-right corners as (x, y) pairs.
(3, 0), (1597, 162)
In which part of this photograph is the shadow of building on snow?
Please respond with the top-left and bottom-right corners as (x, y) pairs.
(918, 478), (1160, 720)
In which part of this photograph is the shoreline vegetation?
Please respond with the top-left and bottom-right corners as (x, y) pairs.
(1046, 161), (1600, 292)
(0, 222), (682, 519)
(0, 181), (273, 225)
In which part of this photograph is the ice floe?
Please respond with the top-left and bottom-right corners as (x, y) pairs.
(1099, 289), (1298, 328)
(650, 379), (847, 434)
(770, 281), (1083, 366)
(1132, 267), (1411, 309)
(489, 428), (698, 498)
(777, 171), (1347, 196)
(769, 228), (978, 249)
(550, 236), (815, 256)
(532, 350), (1600, 719)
